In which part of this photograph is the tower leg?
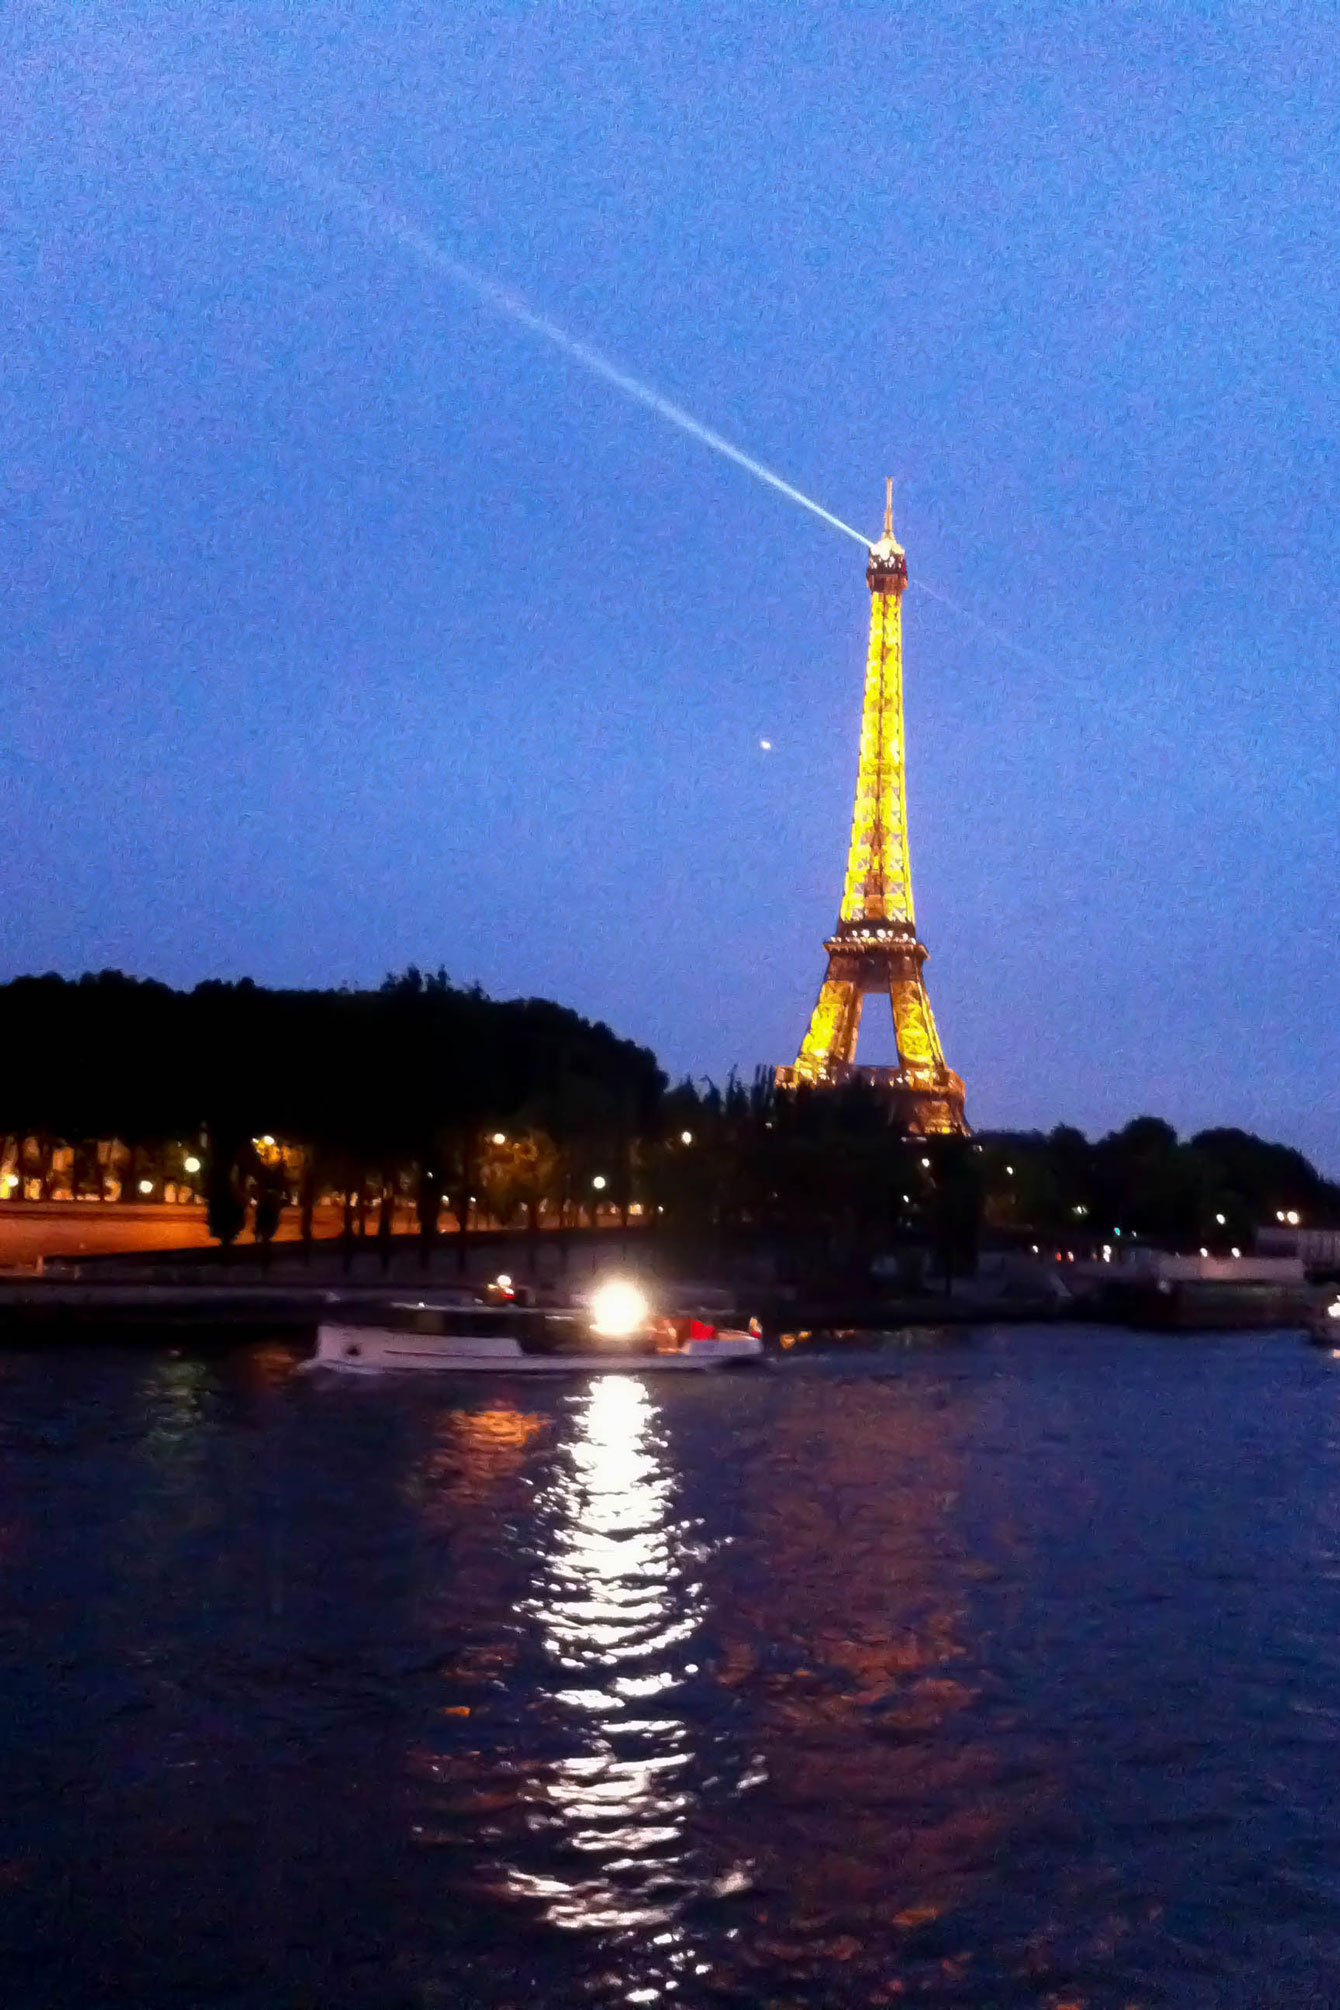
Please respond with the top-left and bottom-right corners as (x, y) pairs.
(792, 975), (862, 1082)
(888, 974), (945, 1082)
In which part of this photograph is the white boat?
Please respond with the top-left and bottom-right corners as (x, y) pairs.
(305, 1277), (765, 1375)
(309, 1324), (762, 1374)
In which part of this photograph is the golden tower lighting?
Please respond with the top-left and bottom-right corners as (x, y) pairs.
(777, 482), (968, 1135)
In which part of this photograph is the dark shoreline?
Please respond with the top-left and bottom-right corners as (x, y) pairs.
(0, 1279), (1318, 1343)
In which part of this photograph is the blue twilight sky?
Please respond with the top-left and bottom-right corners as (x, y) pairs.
(3, 3), (1337, 1164)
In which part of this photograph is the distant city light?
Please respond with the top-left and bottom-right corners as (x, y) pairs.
(920, 1157), (931, 1169)
(592, 1175), (607, 1191)
(183, 1155), (201, 1174)
(138, 1179), (153, 1195)
(1215, 1213), (1226, 1225)
(1005, 1164), (1014, 1175)
(680, 1130), (694, 1145)
(491, 1132), (506, 1145)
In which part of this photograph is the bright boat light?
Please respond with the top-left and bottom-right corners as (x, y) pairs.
(589, 1279), (650, 1339)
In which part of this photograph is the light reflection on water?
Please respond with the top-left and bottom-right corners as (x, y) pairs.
(402, 1374), (743, 2001)
(515, 1378), (716, 1971)
(3, 1332), (1340, 2008)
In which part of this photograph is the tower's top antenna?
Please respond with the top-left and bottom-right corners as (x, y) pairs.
(867, 477), (906, 589)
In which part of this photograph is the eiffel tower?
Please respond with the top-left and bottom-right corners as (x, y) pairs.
(777, 483), (968, 1135)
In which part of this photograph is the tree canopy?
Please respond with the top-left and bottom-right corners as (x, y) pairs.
(0, 972), (1334, 1264)
(0, 966), (663, 1207)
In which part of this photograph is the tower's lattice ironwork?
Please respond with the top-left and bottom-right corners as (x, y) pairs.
(777, 483), (968, 1135)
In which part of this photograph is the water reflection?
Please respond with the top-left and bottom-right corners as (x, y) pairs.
(510, 1376), (729, 1997)
(709, 1372), (1026, 2001)
(423, 1405), (550, 1512)
(10, 1334), (1340, 2005)
(137, 1354), (211, 1469)
(538, 1377), (694, 1684)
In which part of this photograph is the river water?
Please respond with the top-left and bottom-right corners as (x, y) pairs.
(2, 1325), (1339, 2008)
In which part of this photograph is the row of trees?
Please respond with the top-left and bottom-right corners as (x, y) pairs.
(0, 970), (1335, 1272)
(972, 1116), (1340, 1253)
(650, 1090), (1340, 1280)
(0, 968), (664, 1261)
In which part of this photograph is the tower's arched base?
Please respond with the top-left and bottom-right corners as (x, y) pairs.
(778, 922), (970, 1137)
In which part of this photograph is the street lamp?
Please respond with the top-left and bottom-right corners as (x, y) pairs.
(184, 1155), (201, 1175)
(680, 1130), (693, 1146)
(592, 1175), (608, 1192)
(491, 1132), (507, 1146)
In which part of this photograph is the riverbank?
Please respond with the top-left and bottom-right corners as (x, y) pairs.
(0, 1275), (1067, 1342)
(0, 1239), (1323, 1340)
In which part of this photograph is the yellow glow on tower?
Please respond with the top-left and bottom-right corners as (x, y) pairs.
(839, 482), (913, 927)
(779, 483), (967, 1134)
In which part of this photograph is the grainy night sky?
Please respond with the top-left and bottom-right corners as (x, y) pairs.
(4, 4), (1337, 1163)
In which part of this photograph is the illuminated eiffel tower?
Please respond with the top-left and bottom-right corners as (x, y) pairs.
(777, 483), (968, 1135)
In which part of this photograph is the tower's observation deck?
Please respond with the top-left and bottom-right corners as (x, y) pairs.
(777, 484), (967, 1135)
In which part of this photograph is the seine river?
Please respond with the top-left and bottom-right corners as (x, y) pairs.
(3, 1326), (1339, 2008)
